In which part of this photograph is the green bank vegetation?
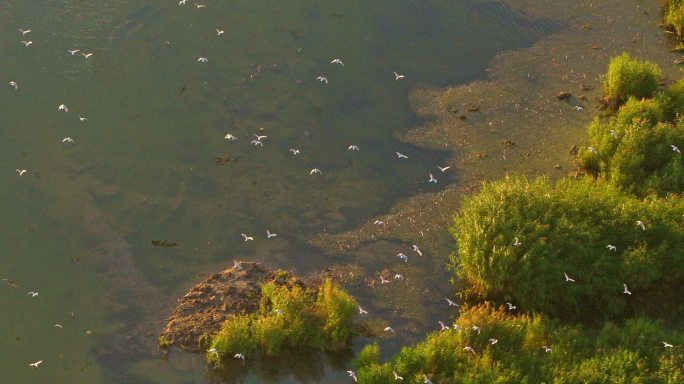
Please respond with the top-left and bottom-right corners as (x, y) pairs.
(354, 54), (684, 383)
(662, 0), (684, 40)
(581, 55), (684, 196)
(207, 276), (357, 366)
(356, 304), (684, 383)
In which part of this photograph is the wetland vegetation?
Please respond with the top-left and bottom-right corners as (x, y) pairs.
(662, 0), (684, 40)
(348, 54), (684, 382)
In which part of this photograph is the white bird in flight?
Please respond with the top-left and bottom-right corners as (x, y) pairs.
(58, 104), (68, 112)
(9, 81), (18, 90)
(197, 57), (208, 63)
(78, 116), (88, 122)
(542, 345), (552, 353)
(178, 0), (187, 5)
(393, 371), (403, 381)
(428, 173), (437, 183)
(393, 72), (405, 80)
(233, 260), (242, 270)
(348, 145), (359, 151)
(82, 52), (93, 59)
(62, 137), (73, 143)
(472, 325), (480, 334)
(379, 275), (390, 284)
(316, 76), (328, 84)
(564, 272), (575, 283)
(241, 234), (253, 241)
(19, 28), (31, 35)
(374, 220), (385, 226)
(623, 283), (631, 295)
(234, 353), (245, 364)
(347, 370), (357, 382)
(250, 139), (263, 147)
(29, 360), (43, 368)
(412, 245), (422, 256)
(208, 347), (219, 357)
(506, 302), (516, 311)
(68, 49), (80, 55)
(53, 324), (63, 329)
(216, 29), (224, 35)
(662, 341), (674, 348)
(289, 148), (300, 155)
(358, 306), (368, 315)
(224, 133), (237, 141)
(16, 169), (27, 176)
(672, 145), (681, 154)
(513, 237), (521, 246)
(438, 321), (449, 331)
(331, 58), (344, 67)
(393, 274), (404, 280)
(588, 146), (597, 154)
(635, 220), (645, 230)
(606, 244), (617, 252)
(463, 346), (476, 355)
(437, 165), (451, 172)
(383, 326), (395, 334)
(253, 134), (267, 141)
(27, 291), (38, 298)
(489, 338), (498, 345)
(395, 152), (408, 159)
(310, 168), (322, 175)
(194, 3), (207, 8)
(423, 374), (433, 384)
(397, 253), (408, 263)
(266, 229), (277, 239)
(21, 40), (32, 47)
(445, 297), (459, 307)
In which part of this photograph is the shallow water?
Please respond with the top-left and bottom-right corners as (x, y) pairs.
(1, 1), (557, 383)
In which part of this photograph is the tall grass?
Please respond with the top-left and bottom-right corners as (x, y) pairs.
(603, 53), (662, 103)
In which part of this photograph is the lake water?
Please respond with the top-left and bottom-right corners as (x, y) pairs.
(0, 1), (557, 382)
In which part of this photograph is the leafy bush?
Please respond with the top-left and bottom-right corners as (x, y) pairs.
(663, 0), (684, 40)
(355, 304), (684, 383)
(603, 53), (662, 103)
(449, 176), (684, 321)
(579, 95), (684, 197)
(207, 278), (357, 365)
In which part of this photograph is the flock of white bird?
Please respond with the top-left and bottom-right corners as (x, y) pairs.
(7, 2), (678, 382)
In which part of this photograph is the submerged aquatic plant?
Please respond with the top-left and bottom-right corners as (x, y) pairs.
(207, 278), (358, 365)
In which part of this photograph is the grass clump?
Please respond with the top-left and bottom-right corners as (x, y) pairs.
(663, 0), (684, 40)
(603, 53), (662, 104)
(355, 304), (684, 383)
(207, 278), (357, 365)
(449, 176), (684, 321)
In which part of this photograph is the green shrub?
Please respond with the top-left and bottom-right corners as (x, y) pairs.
(663, 0), (684, 40)
(356, 304), (684, 384)
(603, 53), (662, 103)
(449, 176), (684, 320)
(207, 279), (357, 364)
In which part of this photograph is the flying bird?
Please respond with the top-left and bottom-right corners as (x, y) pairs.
(472, 325), (480, 334)
(393, 371), (403, 381)
(216, 29), (224, 35)
(250, 139), (263, 147)
(194, 3), (207, 8)
(68, 49), (80, 55)
(395, 152), (408, 159)
(379, 275), (390, 284)
(506, 302), (516, 311)
(513, 237), (521, 246)
(347, 370), (357, 382)
(393, 274), (404, 280)
(62, 137), (73, 143)
(358, 306), (368, 315)
(81, 52), (93, 59)
(383, 326), (395, 334)
(58, 104), (68, 112)
(233, 260), (242, 270)
(635, 220), (645, 230)
(253, 134), (267, 140)
(411, 245), (422, 256)
(445, 297), (459, 307)
(241, 234), (253, 241)
(29, 360), (43, 368)
(16, 169), (27, 176)
(27, 291), (38, 298)
(397, 253), (408, 263)
(316, 76), (328, 84)
(8, 81), (18, 90)
(463, 346), (476, 355)
(393, 72), (405, 80)
(20, 40), (32, 47)
(197, 57), (208, 63)
(19, 28), (31, 35)
(623, 283), (631, 295)
(309, 168), (322, 175)
(428, 173), (437, 183)
(542, 345), (552, 353)
(53, 324), (63, 329)
(489, 338), (498, 345)
(348, 145), (359, 151)
(78, 116), (88, 122)
(437, 165), (451, 172)
(331, 58), (344, 66)
(224, 133), (237, 141)
(423, 374), (433, 384)
(662, 341), (674, 348)
(564, 272), (575, 283)
(672, 145), (681, 154)
(234, 353), (245, 365)
(438, 321), (450, 331)
(289, 148), (300, 155)
(266, 229), (277, 239)
(606, 244), (617, 252)
(374, 220), (385, 226)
